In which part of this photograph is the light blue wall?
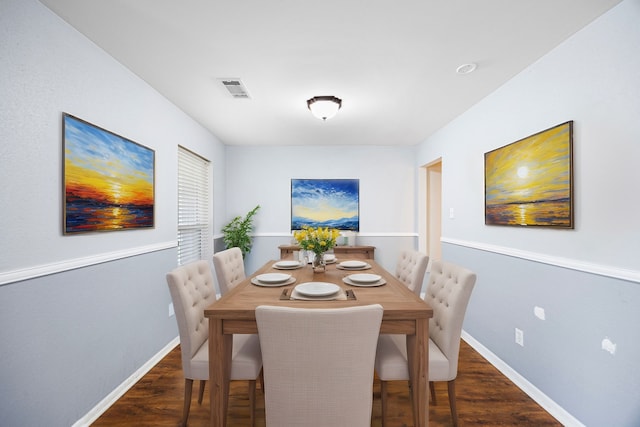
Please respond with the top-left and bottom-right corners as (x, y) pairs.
(0, 1), (225, 425)
(417, 1), (640, 425)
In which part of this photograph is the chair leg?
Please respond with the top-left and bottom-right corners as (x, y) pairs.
(430, 381), (437, 405)
(447, 379), (459, 427)
(197, 380), (206, 404)
(380, 380), (388, 427)
(248, 380), (257, 427)
(181, 378), (194, 427)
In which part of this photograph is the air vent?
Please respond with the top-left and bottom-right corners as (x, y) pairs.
(218, 78), (251, 99)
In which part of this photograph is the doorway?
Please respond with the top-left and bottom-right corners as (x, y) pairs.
(424, 159), (442, 262)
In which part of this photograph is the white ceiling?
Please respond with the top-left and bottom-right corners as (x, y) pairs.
(40, 0), (621, 146)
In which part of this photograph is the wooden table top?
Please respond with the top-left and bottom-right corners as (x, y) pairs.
(205, 259), (432, 328)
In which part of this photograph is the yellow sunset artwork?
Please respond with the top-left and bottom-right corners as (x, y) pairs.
(484, 121), (573, 228)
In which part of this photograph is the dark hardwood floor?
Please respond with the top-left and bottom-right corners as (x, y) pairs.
(93, 340), (561, 426)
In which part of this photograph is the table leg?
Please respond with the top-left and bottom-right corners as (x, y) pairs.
(209, 318), (232, 427)
(406, 318), (429, 427)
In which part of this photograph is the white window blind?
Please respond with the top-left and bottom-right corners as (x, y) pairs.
(177, 146), (211, 265)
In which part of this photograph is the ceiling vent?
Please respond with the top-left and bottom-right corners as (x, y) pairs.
(218, 78), (250, 99)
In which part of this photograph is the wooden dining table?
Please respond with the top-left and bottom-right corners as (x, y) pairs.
(204, 258), (433, 427)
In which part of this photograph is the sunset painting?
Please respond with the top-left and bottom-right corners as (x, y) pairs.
(291, 179), (359, 231)
(63, 114), (155, 233)
(484, 121), (573, 228)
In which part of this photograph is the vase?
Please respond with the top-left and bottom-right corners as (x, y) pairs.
(312, 252), (326, 272)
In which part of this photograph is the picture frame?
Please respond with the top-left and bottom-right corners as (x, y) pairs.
(484, 121), (573, 228)
(291, 179), (359, 231)
(63, 113), (155, 234)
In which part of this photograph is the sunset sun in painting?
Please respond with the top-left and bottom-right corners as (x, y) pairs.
(484, 121), (573, 228)
(64, 114), (154, 233)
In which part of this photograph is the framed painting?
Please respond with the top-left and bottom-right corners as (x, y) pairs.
(63, 113), (155, 234)
(484, 121), (573, 228)
(291, 179), (359, 231)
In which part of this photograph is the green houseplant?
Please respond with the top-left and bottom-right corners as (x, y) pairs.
(222, 205), (260, 258)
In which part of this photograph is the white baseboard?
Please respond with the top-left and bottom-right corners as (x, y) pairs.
(72, 337), (180, 427)
(461, 331), (584, 427)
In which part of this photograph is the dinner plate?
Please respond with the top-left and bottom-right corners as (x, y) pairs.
(306, 253), (337, 264)
(273, 260), (303, 269)
(348, 273), (381, 283)
(251, 276), (296, 287)
(323, 254), (337, 263)
(256, 273), (291, 283)
(295, 282), (341, 297)
(342, 276), (386, 287)
(339, 260), (367, 269)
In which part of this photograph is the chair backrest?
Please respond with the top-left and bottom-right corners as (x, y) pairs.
(424, 260), (476, 379)
(395, 250), (429, 296)
(256, 304), (384, 427)
(166, 260), (217, 378)
(212, 247), (246, 295)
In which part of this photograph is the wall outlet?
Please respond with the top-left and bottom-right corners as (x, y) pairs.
(168, 303), (175, 318)
(515, 328), (524, 346)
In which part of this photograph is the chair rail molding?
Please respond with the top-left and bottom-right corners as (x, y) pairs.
(0, 241), (177, 286)
(442, 237), (639, 284)
(221, 232), (419, 238)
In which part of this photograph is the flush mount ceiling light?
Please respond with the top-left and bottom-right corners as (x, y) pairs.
(307, 96), (342, 121)
(456, 63), (477, 75)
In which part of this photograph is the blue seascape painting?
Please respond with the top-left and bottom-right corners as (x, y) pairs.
(291, 179), (359, 231)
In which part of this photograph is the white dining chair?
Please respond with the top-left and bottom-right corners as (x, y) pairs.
(212, 247), (245, 295)
(256, 304), (384, 427)
(395, 250), (429, 296)
(375, 260), (477, 427)
(166, 260), (262, 426)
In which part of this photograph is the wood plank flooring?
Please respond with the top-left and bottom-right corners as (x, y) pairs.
(93, 340), (561, 426)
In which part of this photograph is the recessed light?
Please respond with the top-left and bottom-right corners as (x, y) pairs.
(456, 63), (477, 75)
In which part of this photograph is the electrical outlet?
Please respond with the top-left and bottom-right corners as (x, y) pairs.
(168, 303), (175, 318)
(515, 328), (524, 346)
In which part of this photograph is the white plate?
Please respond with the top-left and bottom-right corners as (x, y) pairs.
(251, 276), (296, 287)
(342, 276), (386, 287)
(256, 273), (291, 283)
(323, 254), (336, 263)
(339, 260), (367, 269)
(348, 273), (382, 283)
(306, 253), (337, 264)
(274, 260), (302, 268)
(295, 282), (341, 297)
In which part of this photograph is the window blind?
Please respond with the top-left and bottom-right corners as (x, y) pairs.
(177, 146), (211, 265)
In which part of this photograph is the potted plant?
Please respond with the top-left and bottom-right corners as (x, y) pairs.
(222, 205), (260, 258)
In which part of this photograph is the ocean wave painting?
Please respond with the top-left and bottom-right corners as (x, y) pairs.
(484, 121), (573, 228)
(63, 114), (155, 233)
(291, 179), (359, 231)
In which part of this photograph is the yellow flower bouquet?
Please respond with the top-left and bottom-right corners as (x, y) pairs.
(293, 226), (340, 270)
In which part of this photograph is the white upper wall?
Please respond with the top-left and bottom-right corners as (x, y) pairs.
(0, 0), (225, 275)
(416, 0), (640, 272)
(224, 145), (418, 235)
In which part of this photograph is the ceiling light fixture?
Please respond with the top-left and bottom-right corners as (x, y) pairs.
(456, 63), (477, 74)
(307, 96), (342, 121)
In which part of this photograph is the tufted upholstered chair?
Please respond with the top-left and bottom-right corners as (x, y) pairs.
(256, 304), (384, 427)
(212, 247), (246, 295)
(395, 250), (429, 296)
(166, 260), (262, 427)
(375, 260), (476, 427)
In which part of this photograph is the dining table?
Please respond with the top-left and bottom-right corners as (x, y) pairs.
(204, 257), (433, 427)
